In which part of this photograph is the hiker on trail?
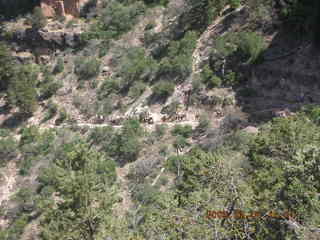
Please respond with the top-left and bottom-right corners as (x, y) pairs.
(221, 59), (226, 77)
(183, 84), (192, 110)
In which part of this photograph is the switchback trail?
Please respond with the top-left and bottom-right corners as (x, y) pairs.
(192, 5), (245, 75)
(40, 120), (200, 131)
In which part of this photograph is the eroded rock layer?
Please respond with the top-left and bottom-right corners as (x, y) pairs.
(41, 0), (89, 18)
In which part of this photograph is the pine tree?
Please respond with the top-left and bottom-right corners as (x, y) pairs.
(0, 42), (14, 91)
(39, 141), (117, 240)
(7, 65), (38, 115)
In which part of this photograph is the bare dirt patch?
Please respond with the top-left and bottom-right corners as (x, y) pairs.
(0, 161), (18, 229)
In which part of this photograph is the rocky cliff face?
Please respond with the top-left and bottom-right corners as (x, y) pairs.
(41, 0), (89, 18)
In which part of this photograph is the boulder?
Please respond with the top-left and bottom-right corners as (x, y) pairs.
(13, 51), (35, 64)
(57, 87), (72, 96)
(65, 32), (80, 47)
(20, 28), (82, 48)
(243, 126), (259, 134)
(40, 55), (51, 64)
(39, 30), (65, 45)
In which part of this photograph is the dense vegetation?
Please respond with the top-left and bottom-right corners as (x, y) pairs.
(1, 111), (320, 239)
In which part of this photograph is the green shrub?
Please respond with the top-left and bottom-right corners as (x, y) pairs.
(40, 75), (62, 100)
(0, 137), (18, 166)
(171, 124), (193, 138)
(107, 119), (143, 164)
(55, 108), (68, 124)
(26, 6), (47, 29)
(238, 32), (265, 64)
(20, 126), (40, 145)
(303, 105), (320, 124)
(159, 144), (168, 156)
(0, 42), (15, 91)
(98, 41), (110, 58)
(8, 64), (39, 114)
(128, 81), (146, 99)
(166, 155), (184, 173)
(158, 175), (169, 186)
(19, 156), (36, 176)
(66, 19), (78, 29)
(214, 30), (263, 67)
(79, 101), (97, 118)
(201, 64), (213, 83)
(215, 33), (240, 58)
(0, 128), (10, 137)
(118, 47), (158, 90)
(247, 116), (320, 235)
(132, 184), (160, 205)
(201, 65), (221, 88)
(154, 124), (167, 139)
(52, 58), (64, 75)
(173, 136), (190, 153)
(229, 0), (240, 8)
(185, 0), (222, 31)
(88, 126), (114, 145)
(222, 96), (234, 106)
(145, 22), (155, 31)
(158, 31), (197, 81)
(191, 76), (203, 92)
(37, 141), (117, 239)
(74, 57), (101, 80)
(211, 75), (222, 87)
(97, 1), (146, 39)
(143, 0), (169, 7)
(54, 15), (66, 23)
(197, 114), (210, 130)
(98, 78), (121, 100)
(5, 215), (28, 240)
(152, 81), (175, 99)
(35, 129), (55, 155)
(143, 30), (160, 46)
(224, 71), (238, 86)
(13, 188), (33, 205)
(100, 98), (114, 115)
(72, 94), (83, 109)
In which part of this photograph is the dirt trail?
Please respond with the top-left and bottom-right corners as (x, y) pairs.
(114, 163), (134, 217)
(0, 161), (18, 206)
(0, 161), (18, 228)
(191, 5), (245, 75)
(40, 118), (200, 131)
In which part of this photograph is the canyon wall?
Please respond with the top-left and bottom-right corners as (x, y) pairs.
(41, 0), (89, 18)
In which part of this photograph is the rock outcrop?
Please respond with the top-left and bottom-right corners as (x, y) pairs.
(13, 27), (82, 48)
(41, 0), (89, 18)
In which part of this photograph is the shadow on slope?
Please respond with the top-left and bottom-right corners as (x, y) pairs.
(234, 29), (320, 123)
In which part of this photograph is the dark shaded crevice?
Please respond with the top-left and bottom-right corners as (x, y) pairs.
(0, 0), (40, 19)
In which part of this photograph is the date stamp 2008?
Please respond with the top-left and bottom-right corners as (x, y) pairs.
(206, 210), (296, 220)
